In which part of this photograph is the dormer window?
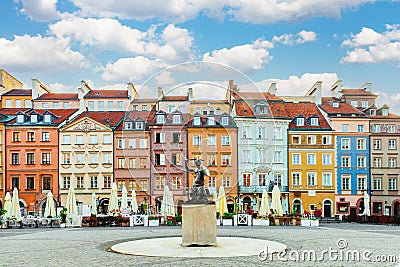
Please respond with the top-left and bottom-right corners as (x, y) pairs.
(350, 101), (357, 107)
(310, 117), (319, 126)
(296, 117), (304, 126)
(209, 108), (214, 115)
(207, 117), (215, 126)
(124, 122), (133, 130)
(216, 108), (221, 115)
(16, 114), (24, 123)
(193, 117), (201, 126)
(173, 115), (181, 124)
(382, 109), (389, 116)
(135, 122), (143, 129)
(44, 114), (51, 123)
(370, 109), (376, 116)
(157, 115), (165, 124)
(221, 117), (229, 126)
(332, 102), (339, 108)
(31, 114), (38, 123)
(361, 101), (368, 108)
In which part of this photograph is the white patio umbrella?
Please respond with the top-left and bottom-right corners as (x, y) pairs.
(271, 185), (283, 216)
(120, 185), (129, 213)
(3, 192), (12, 218)
(108, 182), (119, 216)
(66, 187), (78, 217)
(258, 190), (270, 217)
(218, 186), (228, 216)
(130, 190), (138, 214)
(363, 191), (370, 216)
(10, 187), (21, 220)
(160, 186), (170, 217)
(43, 192), (56, 217)
(168, 191), (175, 217)
(90, 193), (97, 215)
(213, 191), (220, 215)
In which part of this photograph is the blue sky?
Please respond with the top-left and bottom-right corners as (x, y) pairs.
(1, 0), (400, 111)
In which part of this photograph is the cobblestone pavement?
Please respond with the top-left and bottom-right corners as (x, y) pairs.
(1, 223), (400, 266)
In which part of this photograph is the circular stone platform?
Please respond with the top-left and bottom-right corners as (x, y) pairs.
(111, 237), (286, 258)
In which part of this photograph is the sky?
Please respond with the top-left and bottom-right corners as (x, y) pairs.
(1, 0), (400, 112)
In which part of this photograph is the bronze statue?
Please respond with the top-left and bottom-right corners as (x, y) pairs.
(185, 159), (214, 204)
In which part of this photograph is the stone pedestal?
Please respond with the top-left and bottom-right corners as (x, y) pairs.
(181, 204), (217, 247)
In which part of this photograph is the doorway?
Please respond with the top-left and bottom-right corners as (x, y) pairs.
(323, 200), (332, 217)
(394, 202), (400, 216)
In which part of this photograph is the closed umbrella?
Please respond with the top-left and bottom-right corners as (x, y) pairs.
(120, 185), (129, 213)
(10, 187), (21, 220)
(90, 193), (97, 215)
(160, 186), (169, 217)
(218, 186), (228, 216)
(258, 190), (269, 217)
(130, 190), (138, 214)
(363, 191), (370, 216)
(66, 187), (78, 217)
(108, 182), (119, 215)
(3, 192), (12, 218)
(168, 191), (175, 217)
(271, 185), (283, 216)
(213, 191), (220, 216)
(44, 192), (56, 217)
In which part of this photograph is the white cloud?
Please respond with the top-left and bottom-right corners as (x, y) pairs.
(101, 56), (167, 82)
(0, 34), (87, 72)
(154, 71), (175, 87)
(202, 39), (274, 72)
(341, 24), (400, 64)
(49, 18), (193, 61)
(17, 0), (72, 22)
(375, 91), (400, 114)
(297, 30), (318, 44)
(272, 30), (317, 45)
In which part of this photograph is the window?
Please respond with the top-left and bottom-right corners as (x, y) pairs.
(173, 115), (181, 123)
(103, 153), (111, 164)
(171, 177), (181, 189)
(62, 177), (70, 189)
(129, 180), (136, 192)
(42, 153), (51, 164)
(242, 127), (250, 138)
(358, 125), (364, 132)
(103, 134), (111, 144)
(221, 154), (230, 166)
(257, 149), (267, 163)
(292, 154), (301, 165)
(322, 173), (332, 186)
(388, 125), (396, 133)
(350, 101), (357, 107)
(98, 101), (104, 111)
(155, 153), (165, 166)
(373, 202), (382, 214)
(193, 136), (201, 146)
(157, 114), (165, 124)
(118, 158), (126, 168)
(103, 176), (111, 188)
(117, 101), (123, 111)
(172, 153), (181, 165)
(63, 102), (69, 109)
(389, 178), (397, 190)
(202, 108), (207, 115)
(108, 101), (114, 111)
(243, 150), (251, 162)
(156, 177), (164, 189)
(307, 135), (316, 144)
(139, 158), (147, 168)
(341, 138), (350, 149)
(76, 153), (84, 164)
(27, 132), (35, 142)
(373, 157), (382, 168)
(117, 139), (124, 149)
(12, 177), (19, 190)
(117, 181), (124, 191)
(142, 105), (147, 111)
(44, 114), (51, 122)
(12, 132), (20, 142)
(216, 108), (221, 115)
(30, 114), (38, 123)
(172, 133), (181, 143)
(356, 157), (366, 168)
(357, 138), (366, 150)
(342, 175), (351, 190)
(207, 117), (215, 126)
(382, 109), (389, 116)
(223, 176), (231, 187)
(90, 176), (98, 188)
(88, 101), (94, 111)
(207, 135), (216, 146)
(193, 117), (201, 126)
(273, 151), (282, 163)
(42, 103), (49, 109)
(307, 173), (316, 186)
(273, 173), (282, 186)
(342, 124), (349, 132)
(76, 176), (84, 189)
(15, 100), (22, 108)
(370, 109), (376, 116)
(16, 114), (24, 123)
(26, 177), (35, 190)
(63, 135), (71, 144)
(76, 135), (84, 145)
(132, 105), (138, 111)
(128, 139), (136, 148)
(389, 158), (397, 168)
(5, 100), (12, 108)
(139, 139), (147, 148)
(389, 139), (396, 150)
(129, 158), (136, 168)
(357, 176), (366, 190)
(207, 154), (216, 166)
(307, 154), (316, 165)
(242, 173), (251, 186)
(209, 108), (215, 115)
(168, 105), (175, 113)
(322, 154), (332, 165)
(292, 173), (301, 186)
(373, 139), (381, 150)
(361, 101), (368, 108)
(155, 133), (165, 143)
(62, 153), (70, 164)
(333, 102), (339, 108)
(221, 117), (229, 126)
(41, 176), (50, 190)
(258, 174), (267, 186)
(373, 178), (382, 190)
(11, 153), (20, 165)
(222, 135), (230, 146)
(42, 132), (50, 142)
(124, 122), (132, 130)
(341, 156), (350, 167)
(90, 135), (98, 144)
(374, 125), (381, 133)
(274, 127), (281, 139)
(89, 153), (98, 164)
(208, 176), (216, 188)
(292, 136), (300, 144)
(140, 180), (148, 192)
(310, 117), (319, 126)
(296, 118), (304, 126)
(257, 127), (265, 139)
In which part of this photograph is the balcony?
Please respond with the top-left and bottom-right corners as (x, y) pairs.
(239, 185), (289, 193)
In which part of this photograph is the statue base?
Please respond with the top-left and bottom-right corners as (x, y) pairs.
(181, 204), (217, 247)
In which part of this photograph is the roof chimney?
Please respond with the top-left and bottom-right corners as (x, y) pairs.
(305, 81), (322, 105)
(127, 83), (137, 100)
(187, 88), (194, 102)
(268, 82), (277, 95)
(330, 80), (343, 98)
(157, 86), (164, 99)
(359, 82), (372, 91)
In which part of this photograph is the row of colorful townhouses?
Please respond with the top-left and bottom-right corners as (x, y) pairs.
(0, 69), (399, 217)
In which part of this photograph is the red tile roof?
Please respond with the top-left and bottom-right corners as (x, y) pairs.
(234, 101), (288, 117)
(7, 109), (78, 125)
(232, 91), (283, 101)
(132, 98), (158, 103)
(284, 102), (331, 130)
(84, 90), (128, 99)
(192, 99), (229, 104)
(161, 95), (189, 101)
(0, 108), (31, 115)
(341, 89), (377, 96)
(320, 97), (366, 116)
(187, 114), (236, 127)
(2, 89), (32, 96)
(35, 93), (79, 100)
(115, 111), (156, 130)
(72, 111), (126, 127)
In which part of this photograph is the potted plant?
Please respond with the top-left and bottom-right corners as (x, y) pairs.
(148, 216), (159, 226)
(175, 214), (182, 225)
(301, 211), (311, 226)
(59, 208), (67, 227)
(0, 209), (7, 228)
(253, 216), (269, 226)
(310, 214), (319, 226)
(222, 212), (234, 226)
